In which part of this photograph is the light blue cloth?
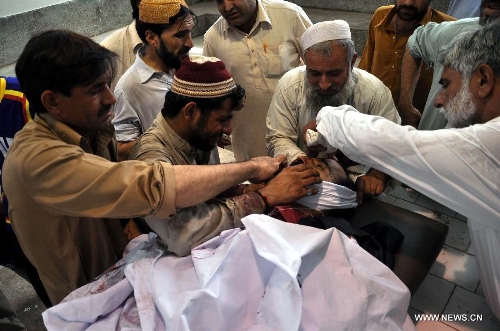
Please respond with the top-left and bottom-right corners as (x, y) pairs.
(407, 18), (479, 130)
(447, 0), (481, 19)
(113, 48), (173, 142)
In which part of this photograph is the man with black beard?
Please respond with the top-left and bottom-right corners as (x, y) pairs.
(305, 21), (500, 320)
(358, 0), (454, 115)
(113, 0), (195, 160)
(266, 21), (400, 202)
(129, 55), (321, 256)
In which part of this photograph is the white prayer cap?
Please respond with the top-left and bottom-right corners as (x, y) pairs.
(301, 20), (352, 52)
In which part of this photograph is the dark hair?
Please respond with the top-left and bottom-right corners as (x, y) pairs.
(161, 84), (246, 118)
(131, 0), (140, 20)
(136, 5), (196, 44)
(15, 30), (117, 114)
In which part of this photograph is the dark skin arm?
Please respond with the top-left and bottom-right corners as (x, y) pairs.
(398, 44), (423, 128)
(117, 140), (137, 161)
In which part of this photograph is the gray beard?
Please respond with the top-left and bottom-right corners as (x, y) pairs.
(305, 71), (357, 113)
(440, 82), (476, 128)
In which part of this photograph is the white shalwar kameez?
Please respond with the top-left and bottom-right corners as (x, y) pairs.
(314, 105), (500, 320)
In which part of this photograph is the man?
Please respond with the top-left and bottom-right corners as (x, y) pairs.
(306, 22), (500, 319)
(266, 21), (401, 202)
(113, 0), (195, 160)
(100, 0), (143, 91)
(0, 76), (52, 308)
(399, 0), (500, 129)
(129, 55), (321, 256)
(3, 29), (287, 304)
(358, 0), (454, 115)
(203, 0), (312, 161)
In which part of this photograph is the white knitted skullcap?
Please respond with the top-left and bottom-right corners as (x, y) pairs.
(301, 20), (352, 52)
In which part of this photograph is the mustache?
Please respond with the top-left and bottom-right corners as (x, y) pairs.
(398, 5), (418, 12)
(97, 104), (112, 117)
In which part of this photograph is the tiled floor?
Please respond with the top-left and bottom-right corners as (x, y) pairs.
(381, 186), (500, 331)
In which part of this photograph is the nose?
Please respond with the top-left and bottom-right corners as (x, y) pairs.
(185, 33), (194, 49)
(222, 121), (232, 136)
(434, 89), (444, 108)
(318, 75), (331, 91)
(105, 84), (116, 105)
(400, 0), (415, 6)
(221, 0), (234, 12)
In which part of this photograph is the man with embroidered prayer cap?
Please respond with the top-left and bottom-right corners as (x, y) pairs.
(3, 29), (289, 304)
(113, 0), (195, 160)
(129, 54), (322, 256)
(266, 20), (401, 203)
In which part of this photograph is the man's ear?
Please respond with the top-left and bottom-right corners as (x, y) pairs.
(350, 53), (358, 69)
(145, 30), (158, 47)
(473, 64), (495, 98)
(40, 90), (61, 116)
(181, 101), (200, 122)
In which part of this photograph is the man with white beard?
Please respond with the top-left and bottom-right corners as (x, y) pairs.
(266, 20), (401, 201)
(305, 21), (500, 320)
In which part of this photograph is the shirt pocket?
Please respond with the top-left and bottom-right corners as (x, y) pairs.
(263, 41), (300, 78)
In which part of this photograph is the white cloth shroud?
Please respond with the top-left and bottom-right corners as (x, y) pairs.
(43, 215), (415, 331)
(296, 181), (359, 210)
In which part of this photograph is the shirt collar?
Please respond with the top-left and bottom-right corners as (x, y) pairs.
(377, 5), (434, 31)
(134, 47), (172, 84)
(155, 112), (214, 164)
(38, 112), (115, 154)
(222, 0), (272, 36)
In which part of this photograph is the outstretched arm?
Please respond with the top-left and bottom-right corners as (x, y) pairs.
(173, 155), (287, 209)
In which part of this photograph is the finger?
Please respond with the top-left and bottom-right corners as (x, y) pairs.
(273, 154), (287, 165)
(356, 179), (365, 204)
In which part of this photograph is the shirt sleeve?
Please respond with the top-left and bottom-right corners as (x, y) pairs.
(368, 82), (402, 124)
(113, 85), (142, 142)
(266, 75), (305, 163)
(410, 19), (480, 69)
(5, 138), (177, 219)
(315, 105), (500, 225)
(357, 14), (377, 72)
(146, 192), (265, 256)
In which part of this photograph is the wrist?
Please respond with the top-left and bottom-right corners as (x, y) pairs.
(254, 190), (272, 214)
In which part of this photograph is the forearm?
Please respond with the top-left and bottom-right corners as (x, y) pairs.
(118, 140), (137, 161)
(399, 45), (422, 108)
(172, 159), (274, 209)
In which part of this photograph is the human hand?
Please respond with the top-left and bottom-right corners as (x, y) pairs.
(398, 104), (422, 128)
(355, 169), (389, 204)
(247, 155), (287, 183)
(258, 163), (321, 206)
